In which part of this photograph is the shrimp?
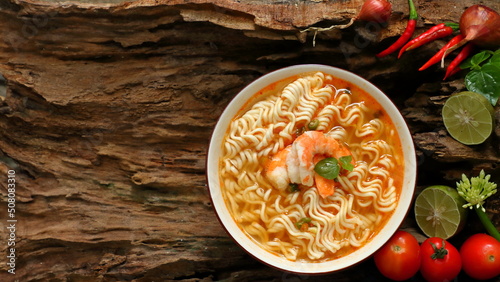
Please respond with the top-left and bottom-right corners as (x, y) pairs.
(290, 131), (353, 186)
(266, 131), (354, 198)
(266, 145), (292, 191)
(312, 154), (338, 199)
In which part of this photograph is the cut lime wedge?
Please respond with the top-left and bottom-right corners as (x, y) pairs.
(442, 91), (495, 145)
(414, 185), (467, 239)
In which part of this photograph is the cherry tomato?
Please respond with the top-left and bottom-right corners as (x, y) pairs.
(420, 237), (461, 282)
(460, 233), (500, 280)
(374, 230), (420, 281)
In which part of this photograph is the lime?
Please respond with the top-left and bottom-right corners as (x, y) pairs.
(414, 185), (467, 239)
(442, 91), (495, 145)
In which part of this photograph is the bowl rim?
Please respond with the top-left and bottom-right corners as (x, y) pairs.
(206, 64), (416, 274)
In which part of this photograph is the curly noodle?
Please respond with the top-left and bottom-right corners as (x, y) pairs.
(219, 72), (402, 261)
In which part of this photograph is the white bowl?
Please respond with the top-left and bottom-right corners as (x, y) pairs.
(206, 64), (416, 274)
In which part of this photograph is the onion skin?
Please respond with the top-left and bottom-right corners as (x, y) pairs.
(358, 0), (392, 23)
(460, 5), (500, 48)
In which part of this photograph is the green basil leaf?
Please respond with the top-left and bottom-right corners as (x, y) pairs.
(468, 51), (492, 70)
(459, 56), (474, 70)
(465, 64), (500, 106)
(339, 155), (354, 172)
(314, 157), (340, 180)
(488, 52), (500, 65)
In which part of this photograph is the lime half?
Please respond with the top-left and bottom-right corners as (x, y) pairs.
(442, 91), (495, 145)
(414, 185), (467, 239)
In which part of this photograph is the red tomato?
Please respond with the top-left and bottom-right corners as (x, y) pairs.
(420, 237), (461, 282)
(460, 233), (500, 280)
(374, 230), (421, 281)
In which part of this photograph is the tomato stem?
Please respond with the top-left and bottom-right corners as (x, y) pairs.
(392, 245), (402, 252)
(430, 240), (448, 260)
(475, 206), (500, 242)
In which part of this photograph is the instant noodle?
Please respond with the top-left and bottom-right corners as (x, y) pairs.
(219, 71), (404, 262)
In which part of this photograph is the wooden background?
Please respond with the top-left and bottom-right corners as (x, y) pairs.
(0, 0), (499, 280)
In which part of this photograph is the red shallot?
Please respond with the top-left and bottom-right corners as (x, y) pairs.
(358, 0), (393, 24)
(459, 5), (500, 48)
(443, 5), (500, 58)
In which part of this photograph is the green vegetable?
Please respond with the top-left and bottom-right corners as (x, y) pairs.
(308, 119), (319, 130)
(339, 156), (354, 172)
(429, 240), (449, 260)
(456, 170), (500, 241)
(460, 49), (500, 106)
(460, 50), (494, 69)
(314, 156), (354, 180)
(296, 126), (306, 137)
(295, 217), (312, 230)
(314, 157), (340, 180)
(288, 183), (300, 193)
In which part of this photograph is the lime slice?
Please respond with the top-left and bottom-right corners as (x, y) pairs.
(414, 185), (467, 239)
(442, 91), (495, 145)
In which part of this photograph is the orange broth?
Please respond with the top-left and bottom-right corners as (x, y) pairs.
(227, 72), (404, 262)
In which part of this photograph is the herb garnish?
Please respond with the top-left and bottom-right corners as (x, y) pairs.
(288, 183), (300, 193)
(314, 155), (354, 180)
(295, 217), (312, 230)
(308, 119), (320, 130)
(460, 49), (500, 106)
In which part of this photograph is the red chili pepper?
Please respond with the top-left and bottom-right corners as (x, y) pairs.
(419, 34), (465, 71)
(376, 0), (418, 58)
(398, 23), (456, 58)
(443, 43), (474, 80)
(444, 64), (462, 79)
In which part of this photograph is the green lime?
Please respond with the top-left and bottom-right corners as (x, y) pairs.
(414, 185), (467, 239)
(442, 91), (495, 145)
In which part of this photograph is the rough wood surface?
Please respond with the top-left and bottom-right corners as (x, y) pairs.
(0, 0), (499, 280)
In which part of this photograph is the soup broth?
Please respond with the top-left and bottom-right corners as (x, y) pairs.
(219, 71), (404, 262)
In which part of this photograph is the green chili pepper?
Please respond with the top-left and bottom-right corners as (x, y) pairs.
(308, 119), (319, 130)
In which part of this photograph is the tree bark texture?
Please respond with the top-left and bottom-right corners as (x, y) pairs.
(0, 0), (499, 280)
